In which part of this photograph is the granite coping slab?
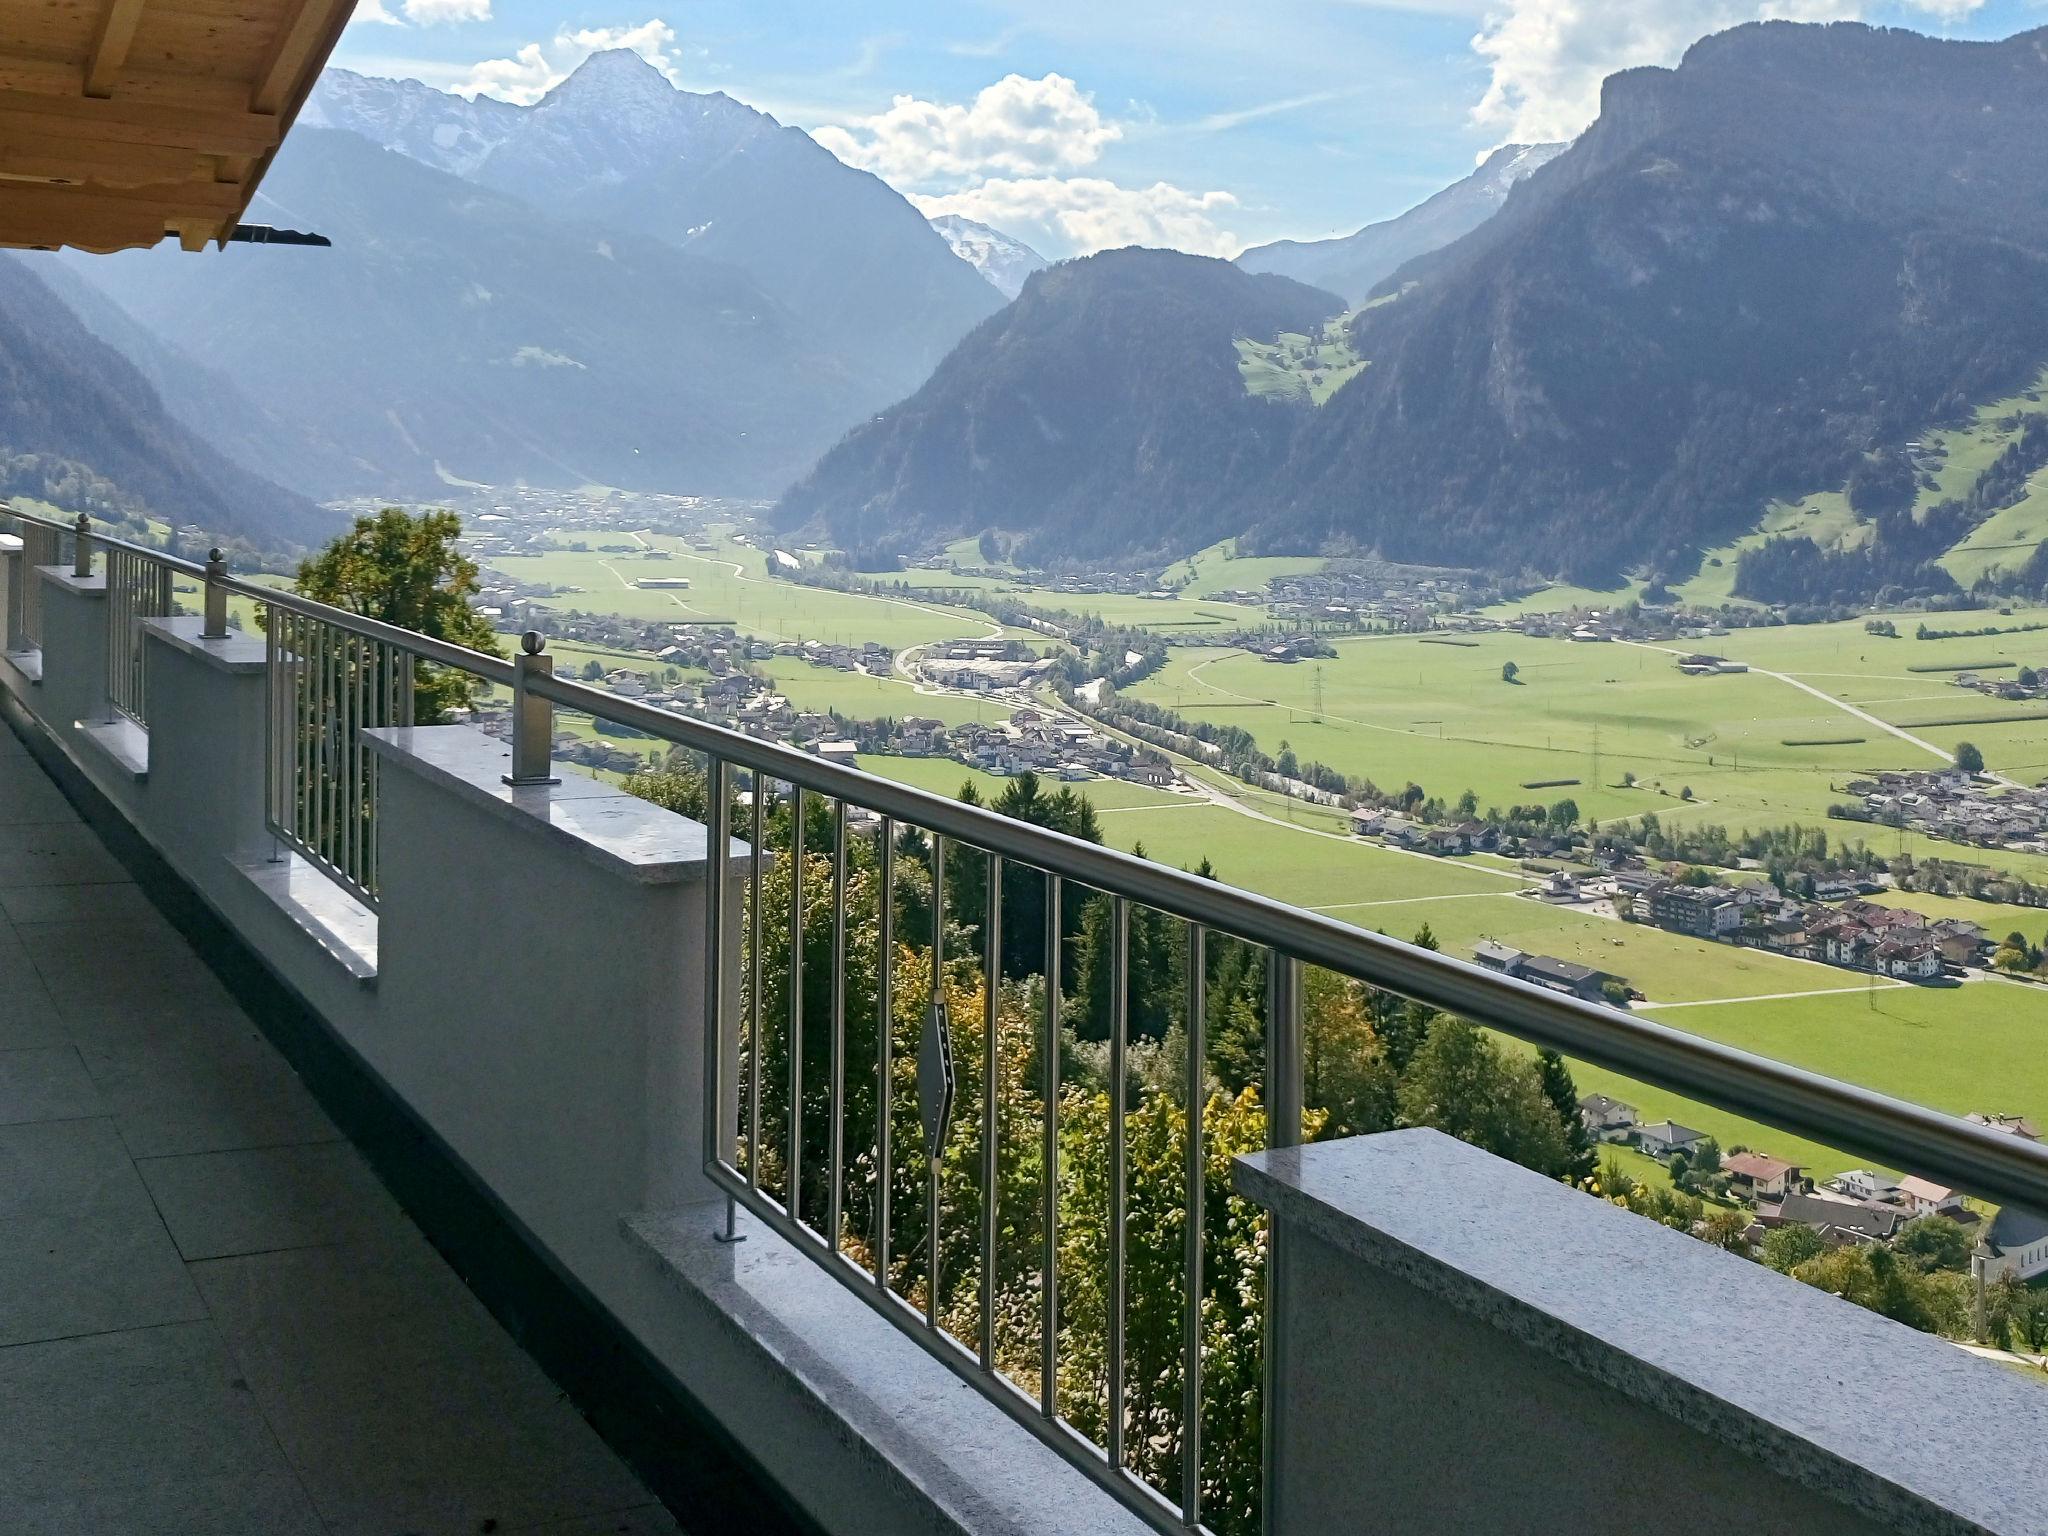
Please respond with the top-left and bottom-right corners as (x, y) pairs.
(626, 1202), (1154, 1536)
(36, 565), (106, 596)
(142, 615), (266, 675)
(365, 724), (753, 886)
(1235, 1128), (2048, 1536)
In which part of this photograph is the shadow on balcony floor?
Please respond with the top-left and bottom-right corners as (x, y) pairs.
(0, 721), (682, 1536)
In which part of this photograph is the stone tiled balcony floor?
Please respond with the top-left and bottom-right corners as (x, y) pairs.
(0, 722), (680, 1536)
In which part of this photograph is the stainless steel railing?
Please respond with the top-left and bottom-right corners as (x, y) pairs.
(104, 541), (175, 726)
(264, 603), (417, 907)
(4, 515), (60, 653)
(10, 502), (2048, 1536)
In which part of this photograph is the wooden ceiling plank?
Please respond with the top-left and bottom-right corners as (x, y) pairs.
(0, 90), (279, 154)
(85, 0), (150, 98)
(0, 177), (239, 219)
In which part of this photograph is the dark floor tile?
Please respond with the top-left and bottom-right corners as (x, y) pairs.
(81, 1028), (337, 1159)
(139, 1140), (404, 1262)
(0, 1046), (104, 1126)
(0, 1117), (204, 1347)
(0, 1320), (324, 1535)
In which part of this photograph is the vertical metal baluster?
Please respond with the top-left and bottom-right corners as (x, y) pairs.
(1107, 896), (1129, 1470)
(876, 817), (895, 1286)
(748, 788), (764, 1191)
(311, 621), (326, 869)
(703, 756), (729, 1173)
(979, 852), (1002, 1371)
(1182, 925), (1207, 1527)
(927, 834), (946, 1331)
(262, 607), (276, 835)
(1260, 950), (1303, 1536)
(788, 786), (806, 1224)
(827, 799), (847, 1252)
(342, 634), (356, 888)
(1041, 872), (1061, 1420)
(704, 758), (735, 1244)
(1266, 954), (1303, 1151)
(104, 552), (120, 718)
(297, 615), (310, 859)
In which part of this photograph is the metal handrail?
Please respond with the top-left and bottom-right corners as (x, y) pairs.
(7, 501), (2046, 1214)
(532, 671), (2048, 1214)
(1, 505), (518, 688)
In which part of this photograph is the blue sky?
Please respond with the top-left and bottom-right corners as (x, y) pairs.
(335, 0), (2046, 258)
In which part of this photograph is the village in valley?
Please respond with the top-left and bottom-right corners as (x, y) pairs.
(404, 486), (2048, 1320)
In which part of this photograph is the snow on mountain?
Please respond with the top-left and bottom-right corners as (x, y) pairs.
(306, 53), (1001, 395)
(928, 215), (1049, 300)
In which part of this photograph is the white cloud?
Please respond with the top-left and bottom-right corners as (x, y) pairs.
(347, 0), (402, 26)
(402, 0), (488, 23)
(814, 74), (1120, 186)
(915, 176), (1238, 258)
(1470, 0), (1987, 145)
(457, 18), (682, 104)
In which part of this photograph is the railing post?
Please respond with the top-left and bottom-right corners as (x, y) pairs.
(502, 630), (559, 787)
(1266, 953), (1303, 1149)
(71, 512), (92, 578)
(203, 547), (228, 639)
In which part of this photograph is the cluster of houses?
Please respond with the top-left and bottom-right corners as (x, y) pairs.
(1611, 872), (1984, 980)
(1951, 667), (2048, 703)
(1835, 768), (2048, 854)
(1257, 567), (1478, 629)
(1347, 807), (1579, 862)
(1581, 1097), (2048, 1283)
(936, 709), (1177, 786)
(916, 640), (1056, 692)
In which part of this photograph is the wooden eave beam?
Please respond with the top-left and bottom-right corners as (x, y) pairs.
(0, 91), (282, 157)
(251, 0), (347, 116)
(84, 0), (149, 99)
(0, 178), (241, 223)
(0, 129), (206, 188)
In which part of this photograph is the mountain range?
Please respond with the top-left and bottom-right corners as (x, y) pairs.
(1236, 141), (1564, 306)
(47, 50), (1004, 510)
(785, 22), (2048, 583)
(929, 216), (1050, 300)
(0, 256), (332, 552)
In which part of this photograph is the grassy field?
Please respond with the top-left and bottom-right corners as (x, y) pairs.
(1160, 538), (1326, 593)
(1124, 630), (1913, 830)
(513, 528), (1000, 650)
(1481, 579), (1645, 618)
(1235, 312), (1368, 406)
(1674, 492), (1865, 609)
(1318, 892), (1858, 1004)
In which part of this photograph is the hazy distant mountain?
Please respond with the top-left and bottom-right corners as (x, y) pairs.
(0, 256), (331, 553)
(779, 250), (1342, 563)
(929, 215), (1049, 299)
(1236, 142), (1564, 306)
(64, 128), (880, 498)
(23, 255), (370, 499)
(309, 53), (1002, 400)
(783, 23), (2048, 584)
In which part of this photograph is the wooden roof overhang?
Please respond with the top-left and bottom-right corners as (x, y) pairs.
(0, 0), (355, 252)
